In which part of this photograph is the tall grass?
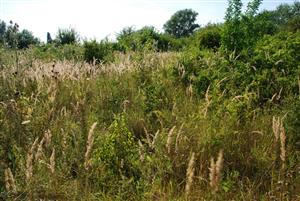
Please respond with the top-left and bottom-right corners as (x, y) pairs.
(0, 48), (299, 200)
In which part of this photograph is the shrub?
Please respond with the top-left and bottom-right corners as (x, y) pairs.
(17, 29), (39, 49)
(83, 40), (114, 64)
(116, 26), (184, 52)
(221, 0), (262, 52)
(195, 24), (222, 50)
(31, 43), (83, 61)
(56, 28), (79, 45)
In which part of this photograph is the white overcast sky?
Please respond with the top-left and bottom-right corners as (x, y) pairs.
(0, 0), (296, 41)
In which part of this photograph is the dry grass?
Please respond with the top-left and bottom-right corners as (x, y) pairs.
(1, 49), (299, 200)
(4, 168), (16, 193)
(185, 152), (195, 196)
(209, 150), (224, 193)
(84, 122), (97, 171)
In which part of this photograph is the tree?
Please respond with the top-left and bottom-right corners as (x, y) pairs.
(5, 21), (19, 49)
(0, 20), (6, 45)
(163, 9), (199, 38)
(221, 0), (262, 52)
(47, 32), (52, 44)
(56, 28), (79, 45)
(17, 29), (39, 49)
(117, 26), (170, 52)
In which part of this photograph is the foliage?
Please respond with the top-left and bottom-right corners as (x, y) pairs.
(93, 115), (139, 179)
(30, 43), (84, 61)
(1, 1), (300, 200)
(47, 32), (52, 44)
(4, 21), (19, 49)
(55, 28), (79, 45)
(163, 9), (199, 38)
(0, 20), (38, 49)
(285, 15), (300, 32)
(83, 39), (115, 64)
(17, 29), (39, 49)
(221, 0), (262, 52)
(0, 20), (6, 46)
(116, 26), (181, 52)
(195, 24), (222, 50)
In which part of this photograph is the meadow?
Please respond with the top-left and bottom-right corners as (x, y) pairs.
(1, 1), (300, 200)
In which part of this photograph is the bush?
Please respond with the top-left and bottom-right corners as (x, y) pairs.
(17, 29), (39, 49)
(117, 26), (159, 52)
(31, 44), (83, 61)
(83, 40), (114, 64)
(56, 28), (79, 45)
(195, 24), (222, 50)
(116, 26), (184, 52)
(253, 31), (300, 71)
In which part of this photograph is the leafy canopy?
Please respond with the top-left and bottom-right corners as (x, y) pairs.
(163, 9), (199, 38)
(222, 0), (263, 52)
(56, 28), (79, 45)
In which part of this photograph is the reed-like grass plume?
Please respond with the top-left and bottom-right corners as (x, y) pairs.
(138, 140), (145, 162)
(272, 116), (287, 166)
(144, 126), (152, 147)
(4, 168), (17, 193)
(185, 152), (195, 196)
(272, 116), (280, 142)
(35, 137), (45, 162)
(30, 137), (39, 154)
(175, 123), (184, 153)
(61, 128), (67, 160)
(209, 158), (216, 190)
(151, 130), (160, 149)
(280, 123), (286, 164)
(209, 150), (224, 193)
(84, 122), (97, 170)
(204, 84), (211, 117)
(166, 126), (176, 154)
(44, 129), (52, 148)
(50, 148), (55, 173)
(26, 138), (40, 183)
(26, 152), (33, 183)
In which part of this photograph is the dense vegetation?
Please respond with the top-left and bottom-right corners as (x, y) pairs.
(0, 0), (300, 200)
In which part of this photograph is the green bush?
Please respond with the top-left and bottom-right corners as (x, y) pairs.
(17, 29), (39, 49)
(31, 44), (83, 61)
(55, 28), (79, 45)
(116, 26), (184, 52)
(83, 40), (114, 64)
(253, 31), (300, 71)
(195, 24), (222, 50)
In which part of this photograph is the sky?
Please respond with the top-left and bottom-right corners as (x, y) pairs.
(0, 0), (296, 41)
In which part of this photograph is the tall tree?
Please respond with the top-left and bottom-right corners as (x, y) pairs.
(47, 32), (52, 44)
(0, 20), (6, 45)
(163, 9), (199, 38)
